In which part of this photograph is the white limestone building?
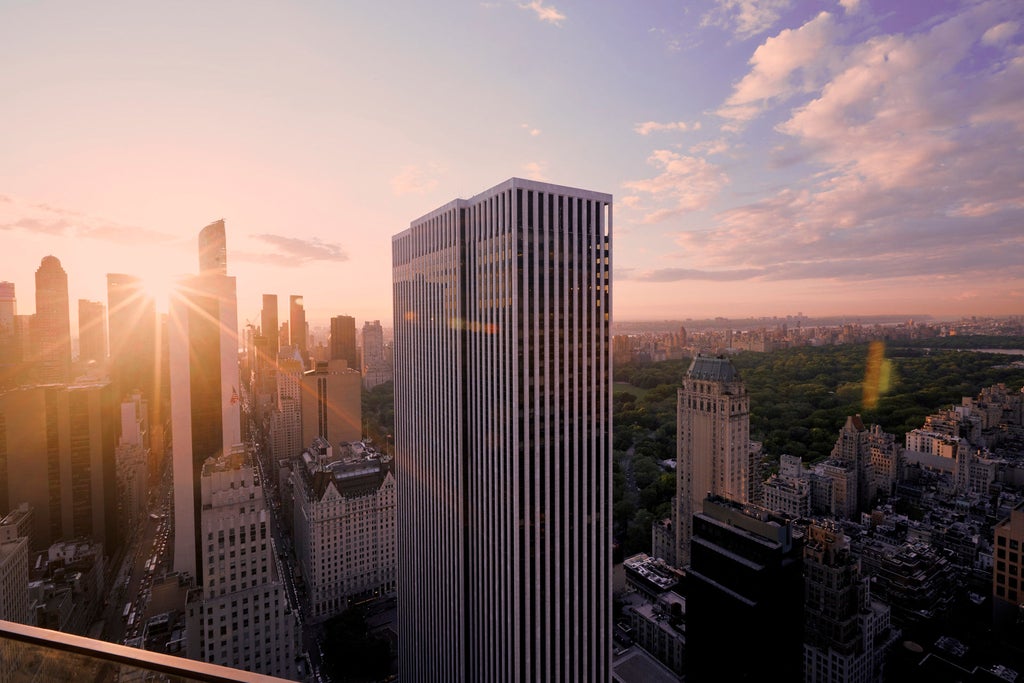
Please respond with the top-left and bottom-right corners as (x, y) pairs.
(675, 355), (751, 568)
(291, 437), (396, 620)
(0, 524), (29, 624)
(184, 448), (300, 679)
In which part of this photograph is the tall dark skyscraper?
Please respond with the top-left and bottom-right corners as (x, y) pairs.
(0, 382), (118, 550)
(0, 282), (15, 334)
(685, 496), (803, 681)
(289, 295), (307, 364)
(171, 220), (241, 583)
(33, 256), (72, 384)
(393, 178), (613, 682)
(329, 314), (357, 369)
(261, 294), (279, 360)
(0, 282), (20, 389)
(77, 299), (106, 364)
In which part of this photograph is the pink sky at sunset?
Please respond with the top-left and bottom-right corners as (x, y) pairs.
(1, 0), (1021, 337)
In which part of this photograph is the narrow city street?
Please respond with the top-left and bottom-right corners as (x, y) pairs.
(245, 392), (323, 682)
(96, 450), (173, 645)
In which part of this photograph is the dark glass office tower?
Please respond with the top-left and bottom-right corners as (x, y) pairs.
(685, 496), (804, 681)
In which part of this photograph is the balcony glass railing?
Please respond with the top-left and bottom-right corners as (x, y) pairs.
(0, 619), (294, 682)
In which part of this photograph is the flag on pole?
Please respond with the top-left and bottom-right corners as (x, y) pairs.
(230, 386), (239, 405)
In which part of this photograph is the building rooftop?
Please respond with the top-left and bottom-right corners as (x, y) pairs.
(623, 554), (679, 592)
(613, 644), (681, 683)
(298, 439), (393, 500)
(686, 355), (739, 382)
(200, 447), (249, 477)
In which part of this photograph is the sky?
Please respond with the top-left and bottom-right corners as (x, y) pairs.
(1, 0), (1022, 335)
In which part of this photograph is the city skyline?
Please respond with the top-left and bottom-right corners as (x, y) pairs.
(2, 0), (1021, 333)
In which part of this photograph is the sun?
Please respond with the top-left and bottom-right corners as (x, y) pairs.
(138, 270), (178, 313)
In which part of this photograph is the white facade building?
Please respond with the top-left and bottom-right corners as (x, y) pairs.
(675, 355), (751, 568)
(763, 471), (812, 519)
(291, 438), (396, 620)
(0, 525), (29, 624)
(185, 449), (299, 679)
(393, 178), (613, 682)
(269, 358), (303, 464)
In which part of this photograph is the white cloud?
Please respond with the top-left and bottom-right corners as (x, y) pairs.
(248, 234), (348, 264)
(634, 120), (700, 135)
(622, 150), (729, 223)
(689, 138), (730, 156)
(390, 165), (441, 196)
(519, 1), (565, 26)
(520, 123), (541, 136)
(718, 11), (837, 124)
(523, 161), (549, 181)
(656, 0), (1024, 286)
(982, 20), (1019, 45)
(837, 0), (860, 14)
(701, 0), (793, 41)
(620, 196), (641, 208)
(0, 195), (174, 244)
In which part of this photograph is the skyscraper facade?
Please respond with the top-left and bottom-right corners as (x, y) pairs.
(289, 295), (307, 366)
(803, 520), (895, 683)
(291, 437), (396, 619)
(0, 282), (15, 334)
(685, 496), (803, 681)
(0, 523), (29, 625)
(329, 315), (357, 369)
(34, 256), (72, 384)
(269, 358), (303, 464)
(184, 448), (300, 678)
(300, 359), (361, 446)
(675, 355), (750, 568)
(77, 299), (106, 364)
(0, 381), (118, 550)
(261, 294), (279, 360)
(393, 178), (613, 682)
(993, 500), (1024, 629)
(0, 282), (19, 389)
(171, 221), (242, 583)
(360, 319), (391, 390)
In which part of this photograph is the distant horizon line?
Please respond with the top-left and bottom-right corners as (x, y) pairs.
(611, 313), (1024, 324)
(283, 311), (1017, 331)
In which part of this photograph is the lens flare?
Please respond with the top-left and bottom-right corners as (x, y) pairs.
(862, 340), (891, 409)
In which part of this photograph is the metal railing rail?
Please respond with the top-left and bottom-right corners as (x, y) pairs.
(0, 619), (295, 683)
